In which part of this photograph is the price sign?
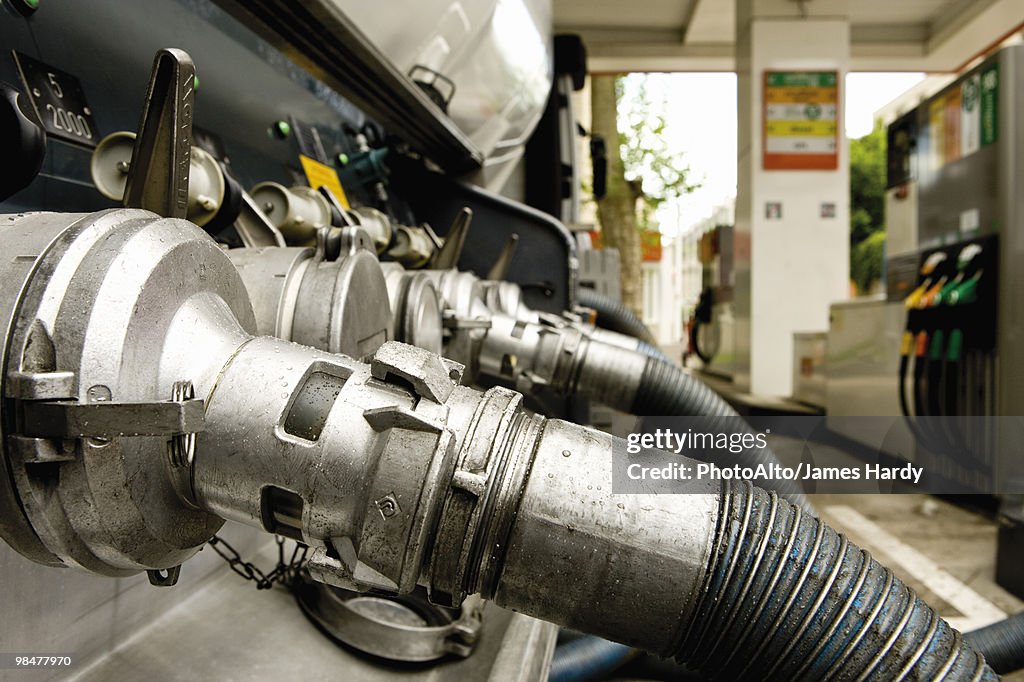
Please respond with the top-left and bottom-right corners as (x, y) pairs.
(13, 52), (99, 148)
(763, 71), (838, 170)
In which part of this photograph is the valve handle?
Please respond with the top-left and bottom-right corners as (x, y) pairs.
(431, 207), (473, 270)
(122, 48), (195, 218)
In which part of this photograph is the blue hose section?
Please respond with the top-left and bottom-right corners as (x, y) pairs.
(671, 481), (998, 680)
(548, 635), (634, 682)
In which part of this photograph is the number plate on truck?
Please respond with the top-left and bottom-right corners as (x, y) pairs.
(13, 52), (99, 148)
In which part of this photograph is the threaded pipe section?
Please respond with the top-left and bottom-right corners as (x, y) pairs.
(636, 340), (675, 365)
(671, 481), (997, 681)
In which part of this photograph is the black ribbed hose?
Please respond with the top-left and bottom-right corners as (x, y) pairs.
(631, 355), (739, 417)
(671, 481), (997, 681)
(631, 356), (810, 509)
(577, 288), (658, 347)
(965, 612), (1024, 674)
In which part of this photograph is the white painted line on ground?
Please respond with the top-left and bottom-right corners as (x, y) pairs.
(825, 504), (1006, 632)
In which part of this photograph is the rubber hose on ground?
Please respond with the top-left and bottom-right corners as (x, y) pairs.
(578, 288), (658, 347)
(673, 481), (997, 680)
(631, 356), (810, 509)
(548, 635), (634, 682)
(965, 611), (1024, 674)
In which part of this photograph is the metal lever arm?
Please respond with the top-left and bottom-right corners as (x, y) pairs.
(123, 48), (196, 218)
(21, 398), (204, 439)
(431, 207), (472, 270)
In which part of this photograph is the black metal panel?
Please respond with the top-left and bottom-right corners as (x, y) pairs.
(886, 108), (918, 189)
(524, 78), (563, 219)
(210, 0), (482, 175)
(0, 0), (387, 214)
(391, 157), (577, 315)
(997, 519), (1024, 599)
(525, 34), (586, 222)
(0, 0), (569, 311)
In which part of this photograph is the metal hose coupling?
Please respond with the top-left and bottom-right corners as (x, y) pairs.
(226, 226), (391, 359)
(476, 311), (648, 405)
(421, 267), (656, 407)
(440, 419), (996, 680)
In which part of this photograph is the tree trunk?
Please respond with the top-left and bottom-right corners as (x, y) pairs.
(590, 74), (643, 317)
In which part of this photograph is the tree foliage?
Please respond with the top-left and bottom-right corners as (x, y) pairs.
(849, 120), (887, 293)
(852, 230), (886, 294)
(591, 74), (699, 315)
(616, 76), (700, 230)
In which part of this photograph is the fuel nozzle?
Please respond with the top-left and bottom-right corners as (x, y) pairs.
(905, 251), (949, 308)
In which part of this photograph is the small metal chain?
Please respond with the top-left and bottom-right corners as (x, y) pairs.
(207, 535), (309, 590)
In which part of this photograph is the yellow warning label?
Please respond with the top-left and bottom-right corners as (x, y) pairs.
(299, 155), (349, 208)
(766, 120), (837, 137)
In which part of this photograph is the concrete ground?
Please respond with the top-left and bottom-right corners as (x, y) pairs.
(814, 492), (1023, 619)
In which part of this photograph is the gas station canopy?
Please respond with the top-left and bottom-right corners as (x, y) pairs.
(554, 0), (1024, 72)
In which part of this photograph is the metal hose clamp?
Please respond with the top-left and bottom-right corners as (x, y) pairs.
(168, 380), (197, 467)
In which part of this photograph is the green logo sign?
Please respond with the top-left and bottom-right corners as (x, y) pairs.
(980, 64), (998, 147)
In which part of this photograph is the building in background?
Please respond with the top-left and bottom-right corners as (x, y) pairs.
(640, 226), (679, 345)
(625, 200), (743, 352)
